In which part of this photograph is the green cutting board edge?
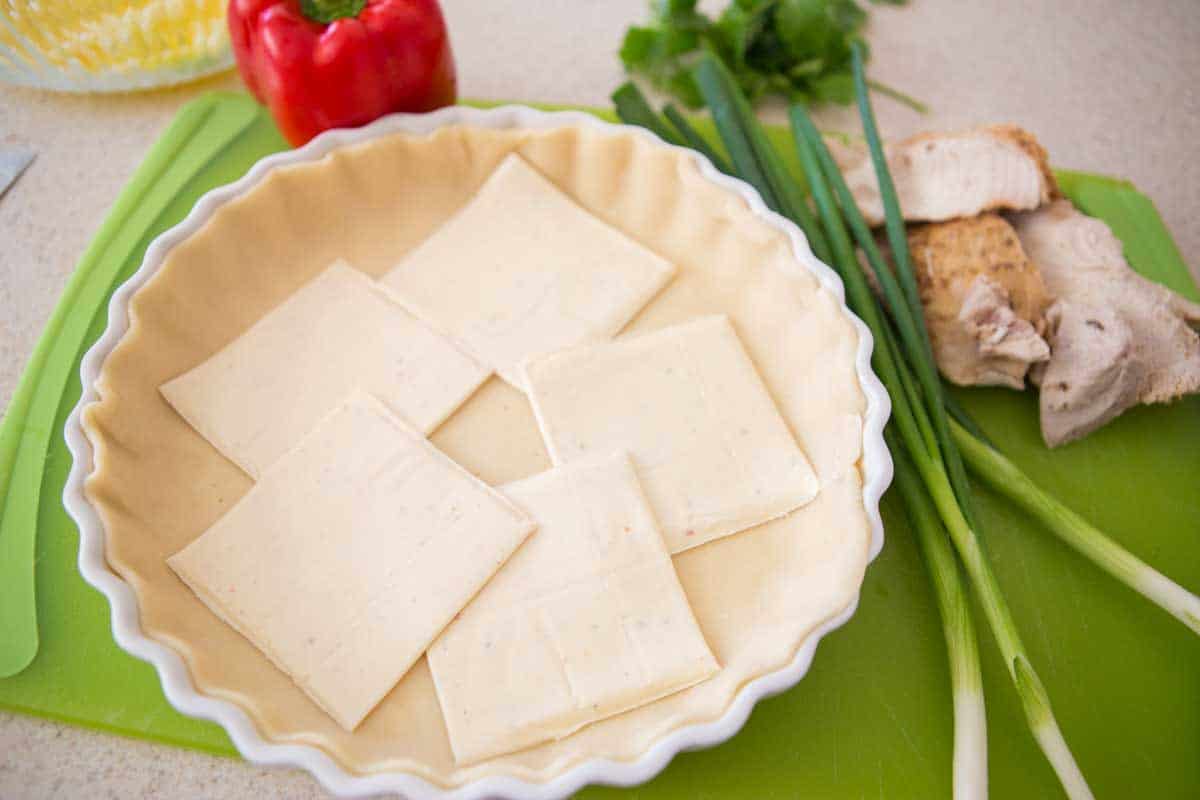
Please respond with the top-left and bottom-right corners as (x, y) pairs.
(0, 93), (1196, 799)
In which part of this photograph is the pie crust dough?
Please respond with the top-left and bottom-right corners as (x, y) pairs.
(81, 123), (871, 785)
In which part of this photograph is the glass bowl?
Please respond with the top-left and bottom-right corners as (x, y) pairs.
(0, 0), (232, 92)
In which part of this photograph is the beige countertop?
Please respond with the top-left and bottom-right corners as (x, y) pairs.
(1, 0), (1197, 797)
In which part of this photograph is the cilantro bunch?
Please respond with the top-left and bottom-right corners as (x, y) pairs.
(619, 0), (919, 111)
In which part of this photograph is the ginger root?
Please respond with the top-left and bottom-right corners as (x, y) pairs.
(906, 213), (1051, 389)
(1012, 199), (1200, 446)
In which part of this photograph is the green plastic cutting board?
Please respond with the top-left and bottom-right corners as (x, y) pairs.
(0, 92), (1196, 798)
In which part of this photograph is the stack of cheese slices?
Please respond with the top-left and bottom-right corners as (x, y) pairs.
(162, 154), (821, 765)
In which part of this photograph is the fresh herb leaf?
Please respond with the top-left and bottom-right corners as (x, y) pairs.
(810, 71), (855, 103)
(619, 27), (659, 68)
(829, 0), (866, 33)
(666, 69), (706, 108)
(619, 0), (922, 112)
(776, 0), (835, 55)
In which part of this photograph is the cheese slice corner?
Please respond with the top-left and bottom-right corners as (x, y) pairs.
(168, 390), (535, 731)
(382, 153), (677, 390)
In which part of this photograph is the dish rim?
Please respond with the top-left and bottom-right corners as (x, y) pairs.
(61, 104), (893, 799)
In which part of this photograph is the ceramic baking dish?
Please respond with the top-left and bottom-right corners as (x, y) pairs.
(62, 104), (892, 798)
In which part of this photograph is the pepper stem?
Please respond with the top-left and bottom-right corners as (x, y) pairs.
(301, 0), (366, 24)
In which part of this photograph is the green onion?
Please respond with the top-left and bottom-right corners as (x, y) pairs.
(845, 43), (1094, 800)
(692, 59), (779, 208)
(611, 82), (685, 147)
(612, 82), (738, 178)
(786, 97), (924, 455)
(889, 434), (988, 800)
(865, 78), (931, 115)
(848, 50), (978, 524)
(952, 419), (1200, 635)
(851, 54), (925, 333)
(1013, 655), (1094, 799)
(782, 84), (987, 798)
(791, 115), (991, 800)
(662, 103), (734, 176)
(754, 48), (1095, 798)
(789, 105), (944, 458)
(942, 388), (995, 448)
(694, 57), (833, 266)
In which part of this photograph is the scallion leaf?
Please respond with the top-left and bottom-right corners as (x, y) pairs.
(793, 113), (987, 800)
(847, 44), (1095, 799)
(952, 419), (1200, 636)
(890, 433), (988, 800)
(611, 82), (686, 147)
(865, 78), (930, 114)
(695, 56), (834, 273)
(848, 44), (978, 526)
(694, 57), (785, 211)
(662, 103), (735, 175)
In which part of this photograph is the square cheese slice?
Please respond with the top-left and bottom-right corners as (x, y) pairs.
(167, 391), (536, 732)
(381, 154), (677, 390)
(428, 452), (717, 764)
(525, 315), (819, 553)
(161, 261), (489, 479)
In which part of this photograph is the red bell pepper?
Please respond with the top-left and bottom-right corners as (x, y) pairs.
(228, 0), (456, 146)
